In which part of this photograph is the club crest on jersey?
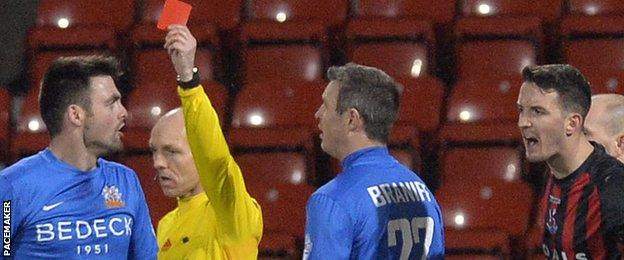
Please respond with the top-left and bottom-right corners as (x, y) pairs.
(546, 195), (560, 234)
(102, 185), (126, 208)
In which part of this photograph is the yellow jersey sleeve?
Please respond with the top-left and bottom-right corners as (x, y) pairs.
(177, 86), (263, 248)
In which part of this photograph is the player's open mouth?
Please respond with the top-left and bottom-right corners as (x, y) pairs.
(525, 137), (539, 147)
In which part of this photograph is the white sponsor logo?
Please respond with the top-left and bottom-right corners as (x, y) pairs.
(36, 217), (132, 242)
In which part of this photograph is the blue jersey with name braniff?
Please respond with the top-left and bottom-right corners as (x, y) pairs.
(304, 147), (444, 259)
(0, 149), (157, 259)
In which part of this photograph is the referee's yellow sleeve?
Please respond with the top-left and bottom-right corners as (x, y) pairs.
(178, 85), (263, 257)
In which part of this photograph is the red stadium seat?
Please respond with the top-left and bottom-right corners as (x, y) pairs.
(246, 0), (348, 27)
(35, 0), (134, 32)
(454, 7), (543, 82)
(445, 76), (522, 124)
(240, 21), (328, 83)
(585, 72), (624, 94)
(353, 0), (456, 24)
(459, 0), (562, 22)
(568, 0), (624, 15)
(119, 154), (177, 226)
(561, 15), (624, 78)
(455, 17), (540, 81)
(235, 152), (309, 186)
(0, 87), (10, 161)
(439, 146), (523, 182)
(437, 178), (534, 240)
(394, 76), (445, 134)
(246, 182), (315, 245)
(140, 0), (242, 30)
(445, 229), (511, 257)
(439, 76), (523, 144)
(125, 26), (226, 151)
(345, 19), (435, 78)
(30, 0), (133, 53)
(231, 80), (324, 129)
(258, 232), (298, 258)
(124, 80), (228, 151)
(441, 76), (521, 141)
(230, 79), (325, 184)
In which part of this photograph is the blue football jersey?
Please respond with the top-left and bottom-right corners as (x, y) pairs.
(0, 149), (157, 259)
(304, 147), (444, 259)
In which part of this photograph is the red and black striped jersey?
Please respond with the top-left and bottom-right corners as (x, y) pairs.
(539, 143), (624, 259)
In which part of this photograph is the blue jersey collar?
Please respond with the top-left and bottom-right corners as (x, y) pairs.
(341, 146), (389, 170)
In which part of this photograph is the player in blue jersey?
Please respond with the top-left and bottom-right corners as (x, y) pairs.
(304, 63), (445, 259)
(0, 56), (158, 259)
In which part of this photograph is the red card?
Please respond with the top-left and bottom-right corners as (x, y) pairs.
(157, 0), (192, 30)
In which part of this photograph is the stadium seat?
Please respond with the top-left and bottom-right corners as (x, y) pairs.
(235, 152), (309, 186)
(31, 0), (133, 53)
(437, 178), (534, 251)
(258, 232), (298, 259)
(394, 76), (445, 134)
(446, 76), (522, 124)
(439, 146), (523, 182)
(246, 0), (348, 27)
(140, 0), (242, 30)
(561, 15), (624, 77)
(35, 0), (134, 32)
(459, 0), (562, 22)
(584, 72), (624, 94)
(352, 0), (456, 25)
(231, 79), (324, 129)
(124, 80), (228, 151)
(0, 87), (10, 161)
(239, 21), (328, 83)
(568, 0), (624, 15)
(439, 76), (523, 143)
(246, 182), (315, 252)
(229, 81), (322, 183)
(125, 26), (226, 151)
(455, 17), (540, 81)
(345, 18), (435, 78)
(119, 154), (177, 226)
(445, 229), (511, 258)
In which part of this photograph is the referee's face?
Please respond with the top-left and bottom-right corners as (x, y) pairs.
(517, 82), (568, 162)
(150, 109), (202, 199)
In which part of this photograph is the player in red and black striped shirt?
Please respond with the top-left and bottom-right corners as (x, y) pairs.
(518, 64), (624, 259)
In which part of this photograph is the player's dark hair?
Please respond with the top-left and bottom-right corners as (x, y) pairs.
(327, 63), (401, 143)
(40, 55), (122, 137)
(522, 64), (592, 120)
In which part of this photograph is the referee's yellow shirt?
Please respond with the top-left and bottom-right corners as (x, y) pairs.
(156, 85), (263, 259)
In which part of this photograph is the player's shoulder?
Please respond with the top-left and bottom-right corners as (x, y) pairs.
(587, 147), (624, 185)
(0, 151), (48, 182)
(99, 158), (135, 172)
(590, 147), (624, 174)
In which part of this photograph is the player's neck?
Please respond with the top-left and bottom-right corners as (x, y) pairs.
(49, 133), (98, 171)
(547, 137), (594, 179)
(338, 136), (385, 162)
